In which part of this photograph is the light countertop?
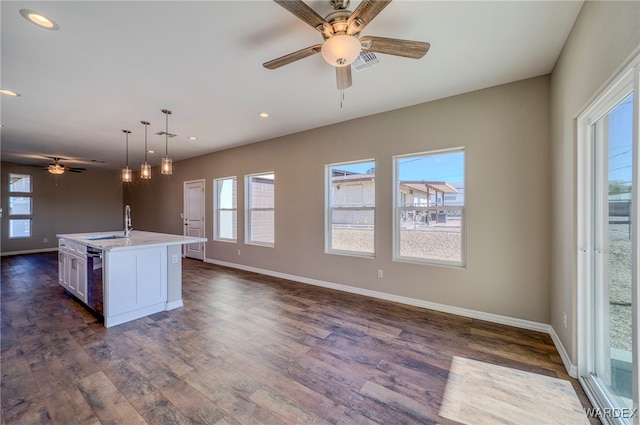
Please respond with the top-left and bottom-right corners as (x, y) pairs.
(57, 230), (207, 252)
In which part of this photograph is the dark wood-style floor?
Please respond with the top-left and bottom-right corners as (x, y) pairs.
(1, 253), (598, 425)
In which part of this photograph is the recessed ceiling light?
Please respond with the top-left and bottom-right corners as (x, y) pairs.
(147, 150), (155, 154)
(187, 136), (198, 141)
(0, 89), (21, 97)
(20, 9), (59, 30)
(258, 112), (269, 118)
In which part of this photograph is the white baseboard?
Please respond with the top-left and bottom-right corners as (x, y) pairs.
(548, 325), (578, 378)
(204, 257), (578, 378)
(1, 247), (58, 257)
(166, 300), (184, 310)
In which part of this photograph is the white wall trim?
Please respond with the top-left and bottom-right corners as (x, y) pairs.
(548, 325), (579, 378)
(1, 247), (58, 257)
(205, 257), (578, 377)
(166, 300), (184, 310)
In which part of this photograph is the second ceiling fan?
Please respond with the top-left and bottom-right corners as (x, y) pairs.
(263, 0), (431, 90)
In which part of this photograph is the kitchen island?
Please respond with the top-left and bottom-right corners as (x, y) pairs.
(57, 230), (207, 327)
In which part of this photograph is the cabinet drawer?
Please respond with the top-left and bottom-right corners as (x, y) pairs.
(59, 240), (86, 255)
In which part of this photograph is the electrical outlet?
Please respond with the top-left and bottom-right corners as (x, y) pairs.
(237, 249), (241, 256)
(43, 237), (48, 244)
(172, 254), (179, 264)
(563, 312), (567, 328)
(377, 269), (383, 279)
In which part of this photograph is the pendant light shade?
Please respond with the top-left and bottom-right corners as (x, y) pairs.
(122, 129), (132, 183)
(140, 120), (151, 180)
(161, 157), (172, 175)
(161, 109), (173, 175)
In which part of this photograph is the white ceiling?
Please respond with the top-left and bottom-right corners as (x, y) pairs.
(1, 0), (583, 171)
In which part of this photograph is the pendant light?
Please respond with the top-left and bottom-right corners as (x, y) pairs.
(121, 129), (132, 183)
(140, 120), (151, 179)
(161, 109), (173, 175)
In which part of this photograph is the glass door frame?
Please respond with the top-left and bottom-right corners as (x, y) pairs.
(577, 53), (639, 425)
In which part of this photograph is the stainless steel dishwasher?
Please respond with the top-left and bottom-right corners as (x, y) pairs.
(86, 247), (104, 316)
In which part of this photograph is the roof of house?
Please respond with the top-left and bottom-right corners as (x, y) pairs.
(401, 182), (458, 194)
(331, 175), (459, 195)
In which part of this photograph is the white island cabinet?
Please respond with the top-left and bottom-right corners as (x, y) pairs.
(57, 230), (207, 327)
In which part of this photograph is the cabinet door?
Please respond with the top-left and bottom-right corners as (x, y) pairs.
(74, 256), (87, 303)
(68, 256), (77, 292)
(58, 252), (68, 288)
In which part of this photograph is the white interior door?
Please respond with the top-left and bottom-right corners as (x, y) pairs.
(183, 179), (205, 260)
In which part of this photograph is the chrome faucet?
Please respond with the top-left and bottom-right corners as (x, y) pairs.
(124, 205), (133, 237)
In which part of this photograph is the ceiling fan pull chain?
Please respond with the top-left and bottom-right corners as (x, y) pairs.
(340, 89), (345, 109)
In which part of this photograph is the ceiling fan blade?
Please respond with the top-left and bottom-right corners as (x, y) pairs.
(67, 168), (86, 173)
(346, 0), (392, 36)
(360, 36), (430, 59)
(273, 0), (333, 37)
(263, 44), (322, 69)
(336, 66), (352, 90)
(18, 163), (45, 168)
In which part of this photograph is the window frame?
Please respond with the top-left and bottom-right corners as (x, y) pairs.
(392, 148), (466, 267)
(213, 176), (238, 242)
(245, 171), (275, 247)
(325, 159), (376, 258)
(8, 173), (33, 239)
(576, 52), (639, 419)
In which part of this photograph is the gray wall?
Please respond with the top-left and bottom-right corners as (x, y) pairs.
(550, 1), (640, 364)
(126, 75), (552, 323)
(1, 162), (123, 254)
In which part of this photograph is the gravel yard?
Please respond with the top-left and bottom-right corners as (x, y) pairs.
(609, 222), (632, 351)
(332, 220), (462, 262)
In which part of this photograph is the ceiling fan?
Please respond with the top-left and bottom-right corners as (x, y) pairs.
(263, 0), (431, 90)
(44, 157), (87, 175)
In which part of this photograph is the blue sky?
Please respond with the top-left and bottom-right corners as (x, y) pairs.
(398, 151), (464, 183)
(335, 151), (464, 184)
(608, 92), (633, 186)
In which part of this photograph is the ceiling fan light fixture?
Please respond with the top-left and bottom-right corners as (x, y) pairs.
(48, 164), (65, 175)
(321, 34), (361, 67)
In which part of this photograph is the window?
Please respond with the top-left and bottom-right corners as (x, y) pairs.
(246, 172), (274, 246)
(326, 160), (375, 256)
(214, 177), (237, 241)
(8, 173), (33, 238)
(9, 196), (32, 215)
(9, 174), (32, 192)
(394, 149), (465, 266)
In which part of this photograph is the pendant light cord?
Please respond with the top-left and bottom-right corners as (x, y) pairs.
(161, 109), (172, 157)
(142, 121), (149, 162)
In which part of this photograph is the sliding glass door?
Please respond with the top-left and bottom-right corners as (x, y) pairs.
(578, 56), (638, 424)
